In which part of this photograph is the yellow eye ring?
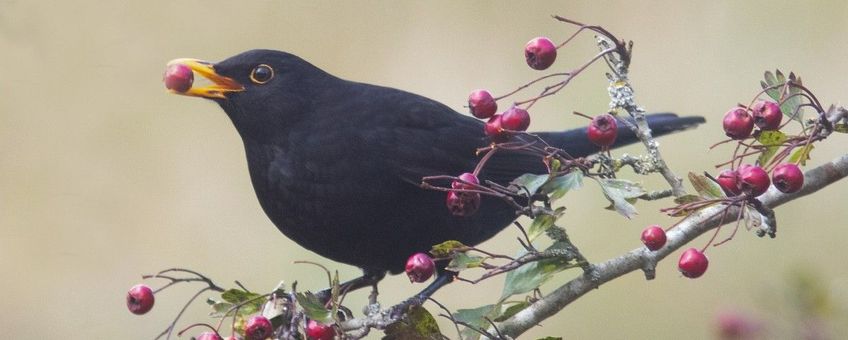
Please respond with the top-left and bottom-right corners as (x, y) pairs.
(250, 64), (274, 84)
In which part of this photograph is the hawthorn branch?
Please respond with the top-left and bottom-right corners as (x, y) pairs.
(493, 153), (848, 337)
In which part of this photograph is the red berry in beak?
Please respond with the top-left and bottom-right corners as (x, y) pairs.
(164, 63), (194, 93)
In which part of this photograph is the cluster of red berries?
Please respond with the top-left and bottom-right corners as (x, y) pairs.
(653, 100), (806, 280)
(722, 100), (783, 139)
(719, 100), (805, 196)
(469, 91), (532, 143)
(126, 282), (337, 339)
(716, 163), (803, 197)
(445, 172), (482, 217)
(640, 225), (709, 278)
(467, 37), (559, 143)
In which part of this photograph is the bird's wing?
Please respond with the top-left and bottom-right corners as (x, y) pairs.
(353, 86), (548, 187)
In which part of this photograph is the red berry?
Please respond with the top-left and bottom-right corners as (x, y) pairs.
(716, 311), (762, 339)
(445, 191), (481, 216)
(750, 100), (783, 131)
(640, 225), (667, 251)
(716, 169), (742, 196)
(501, 107), (531, 132)
(244, 315), (273, 340)
(451, 172), (480, 190)
(305, 320), (335, 340)
(587, 114), (618, 147)
(405, 252), (435, 283)
(678, 248), (709, 278)
(524, 37), (557, 70)
(722, 107), (755, 140)
(484, 114), (510, 143)
(164, 63), (194, 93)
(195, 332), (224, 340)
(738, 164), (770, 197)
(126, 283), (155, 315)
(468, 89), (497, 119)
(772, 163), (804, 193)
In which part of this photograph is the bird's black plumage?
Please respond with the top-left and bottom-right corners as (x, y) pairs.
(173, 49), (704, 289)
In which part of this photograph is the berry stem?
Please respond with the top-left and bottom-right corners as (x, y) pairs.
(156, 287), (214, 340)
(494, 72), (569, 101)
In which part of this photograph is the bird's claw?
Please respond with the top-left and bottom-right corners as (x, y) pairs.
(388, 296), (424, 320)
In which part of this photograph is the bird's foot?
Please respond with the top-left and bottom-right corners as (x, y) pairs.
(363, 301), (382, 317)
(388, 295), (425, 320)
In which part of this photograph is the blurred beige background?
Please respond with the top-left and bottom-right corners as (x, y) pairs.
(2, 1), (847, 339)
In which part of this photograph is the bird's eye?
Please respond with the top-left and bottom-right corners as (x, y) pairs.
(250, 64), (274, 84)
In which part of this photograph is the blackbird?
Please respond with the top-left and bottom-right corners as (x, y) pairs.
(166, 49), (704, 307)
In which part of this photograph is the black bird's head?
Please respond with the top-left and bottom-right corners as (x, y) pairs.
(166, 49), (332, 140)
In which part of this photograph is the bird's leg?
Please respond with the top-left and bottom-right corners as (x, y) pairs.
(389, 270), (456, 319)
(315, 269), (385, 304)
(362, 283), (382, 317)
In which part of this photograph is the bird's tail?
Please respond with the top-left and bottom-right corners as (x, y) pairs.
(535, 113), (706, 158)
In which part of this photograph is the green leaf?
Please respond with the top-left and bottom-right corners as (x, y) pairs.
(383, 306), (442, 340)
(329, 271), (340, 321)
(454, 304), (498, 340)
(217, 289), (264, 317)
(674, 194), (703, 204)
(429, 240), (466, 258)
(510, 173), (551, 196)
(549, 158), (562, 173)
(788, 143), (814, 166)
(542, 170), (583, 201)
(209, 301), (235, 318)
(221, 289), (262, 304)
(834, 123), (848, 133)
(526, 206), (565, 241)
(598, 178), (645, 219)
(761, 70), (805, 125)
(493, 301), (530, 322)
(446, 252), (484, 272)
(501, 242), (574, 300)
(527, 213), (556, 241)
(688, 172), (725, 199)
(295, 292), (333, 324)
(756, 130), (788, 166)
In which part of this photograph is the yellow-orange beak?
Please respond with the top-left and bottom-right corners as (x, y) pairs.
(165, 58), (244, 99)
